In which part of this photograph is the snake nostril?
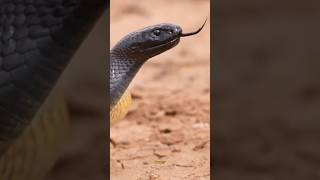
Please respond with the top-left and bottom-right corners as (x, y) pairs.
(174, 27), (182, 35)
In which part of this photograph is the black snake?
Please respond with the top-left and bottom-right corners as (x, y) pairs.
(110, 19), (206, 124)
(0, 0), (106, 179)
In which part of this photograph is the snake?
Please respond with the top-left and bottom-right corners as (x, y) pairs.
(0, 0), (106, 179)
(110, 19), (206, 125)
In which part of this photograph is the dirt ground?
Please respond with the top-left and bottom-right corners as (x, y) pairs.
(110, 0), (210, 179)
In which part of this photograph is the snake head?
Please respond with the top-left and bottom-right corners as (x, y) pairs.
(112, 23), (182, 61)
(111, 20), (206, 61)
(136, 24), (183, 59)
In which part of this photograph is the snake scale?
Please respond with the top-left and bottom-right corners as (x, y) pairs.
(110, 20), (206, 125)
(0, 0), (106, 179)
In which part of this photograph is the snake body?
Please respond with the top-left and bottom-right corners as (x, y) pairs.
(0, 0), (106, 179)
(110, 21), (205, 124)
(0, 86), (68, 180)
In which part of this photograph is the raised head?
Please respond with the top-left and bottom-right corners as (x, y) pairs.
(111, 19), (207, 61)
(110, 19), (206, 107)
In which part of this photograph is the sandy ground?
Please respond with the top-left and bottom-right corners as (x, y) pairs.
(110, 0), (210, 179)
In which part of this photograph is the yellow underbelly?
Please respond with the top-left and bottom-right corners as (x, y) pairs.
(110, 90), (132, 125)
(0, 87), (132, 179)
(0, 87), (69, 180)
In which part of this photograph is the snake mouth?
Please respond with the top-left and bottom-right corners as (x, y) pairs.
(143, 37), (180, 52)
(144, 18), (206, 52)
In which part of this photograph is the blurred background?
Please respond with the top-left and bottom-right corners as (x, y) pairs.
(215, 0), (320, 179)
(43, 12), (107, 180)
(111, 0), (210, 179)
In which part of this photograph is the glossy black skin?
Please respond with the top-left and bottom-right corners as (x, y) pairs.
(0, 0), (107, 154)
(110, 24), (183, 108)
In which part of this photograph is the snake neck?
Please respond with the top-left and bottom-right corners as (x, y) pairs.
(110, 49), (146, 108)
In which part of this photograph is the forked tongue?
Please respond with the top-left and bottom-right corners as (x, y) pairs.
(180, 18), (207, 37)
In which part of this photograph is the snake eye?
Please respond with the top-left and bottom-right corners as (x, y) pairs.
(153, 29), (161, 36)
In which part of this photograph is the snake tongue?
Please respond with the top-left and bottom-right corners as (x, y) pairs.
(180, 18), (207, 37)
